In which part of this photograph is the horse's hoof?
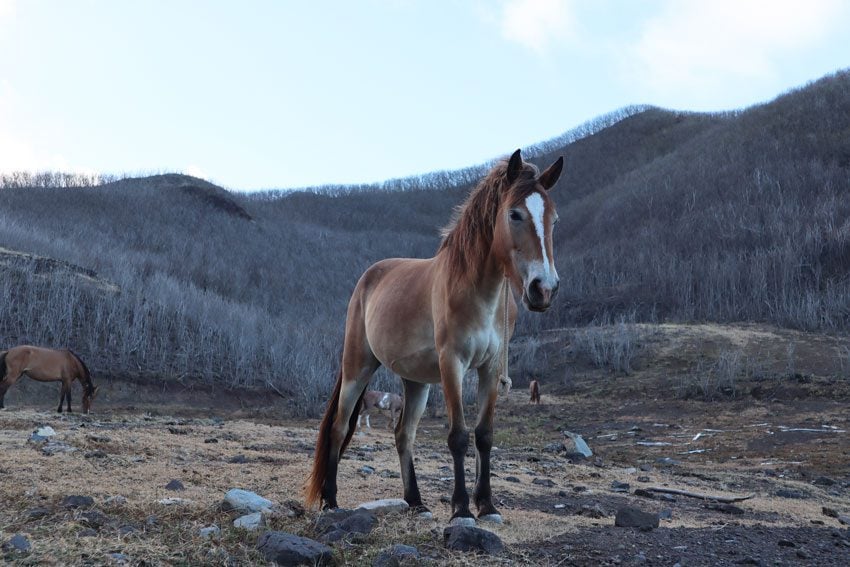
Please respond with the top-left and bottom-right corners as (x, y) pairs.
(478, 513), (503, 524)
(449, 516), (476, 527)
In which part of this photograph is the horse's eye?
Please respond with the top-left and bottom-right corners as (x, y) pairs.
(509, 210), (522, 222)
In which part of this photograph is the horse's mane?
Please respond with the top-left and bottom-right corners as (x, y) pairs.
(438, 157), (540, 286)
(67, 349), (94, 395)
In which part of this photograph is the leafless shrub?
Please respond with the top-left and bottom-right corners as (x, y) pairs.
(570, 316), (642, 375)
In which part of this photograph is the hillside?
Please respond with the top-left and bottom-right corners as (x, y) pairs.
(0, 70), (848, 412)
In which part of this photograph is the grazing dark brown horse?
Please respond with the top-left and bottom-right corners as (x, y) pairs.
(357, 390), (403, 429)
(529, 379), (541, 404)
(305, 149), (563, 525)
(0, 346), (98, 413)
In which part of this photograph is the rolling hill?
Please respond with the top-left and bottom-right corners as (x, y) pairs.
(1, 69), (848, 413)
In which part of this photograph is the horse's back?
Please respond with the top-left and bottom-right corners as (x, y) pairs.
(5, 345), (73, 378)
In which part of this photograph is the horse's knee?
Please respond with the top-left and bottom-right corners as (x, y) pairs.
(474, 424), (493, 453)
(447, 428), (469, 456)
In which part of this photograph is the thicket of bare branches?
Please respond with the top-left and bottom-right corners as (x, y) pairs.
(1, 70), (848, 415)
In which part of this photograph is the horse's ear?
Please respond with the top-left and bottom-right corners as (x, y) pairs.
(506, 149), (523, 184)
(538, 156), (564, 191)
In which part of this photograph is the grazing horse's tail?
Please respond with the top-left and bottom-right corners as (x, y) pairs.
(304, 368), (365, 509)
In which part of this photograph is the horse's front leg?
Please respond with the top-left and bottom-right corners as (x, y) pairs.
(439, 355), (474, 525)
(473, 364), (502, 522)
(57, 383), (68, 413)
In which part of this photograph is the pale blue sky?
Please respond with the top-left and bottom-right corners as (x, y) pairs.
(1, 0), (848, 190)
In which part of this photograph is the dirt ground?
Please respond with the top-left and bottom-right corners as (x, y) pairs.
(0, 324), (849, 565)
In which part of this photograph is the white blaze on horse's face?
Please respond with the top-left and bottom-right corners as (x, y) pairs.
(509, 190), (559, 312)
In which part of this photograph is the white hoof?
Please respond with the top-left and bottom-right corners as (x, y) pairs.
(478, 513), (503, 524)
(449, 516), (476, 527)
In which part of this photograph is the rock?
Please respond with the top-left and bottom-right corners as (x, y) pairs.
(577, 504), (606, 518)
(85, 450), (107, 459)
(356, 498), (409, 515)
(204, 438), (219, 443)
(26, 507), (51, 520)
(279, 499), (306, 518)
(62, 495), (95, 509)
(777, 539), (795, 547)
(532, 478), (555, 487)
(543, 442), (563, 453)
(2, 534), (31, 553)
(775, 489), (806, 499)
(223, 488), (273, 513)
(372, 544), (419, 567)
(654, 457), (680, 466)
(614, 507), (659, 530)
(317, 509), (377, 543)
(42, 441), (77, 455)
(443, 525), (504, 554)
(563, 431), (593, 457)
(659, 509), (673, 520)
(104, 496), (127, 507)
(234, 512), (264, 531)
(78, 528), (98, 537)
(36, 425), (57, 436)
(157, 498), (190, 505)
(80, 510), (110, 529)
(199, 525), (220, 539)
(165, 479), (185, 491)
(839, 514), (850, 526)
(228, 454), (249, 464)
(822, 506), (839, 518)
(505, 476), (520, 483)
(639, 463), (653, 472)
(704, 503), (744, 515)
(359, 465), (376, 475)
(633, 488), (655, 499)
(611, 481), (630, 493)
(108, 552), (131, 564)
(813, 476), (836, 486)
(378, 469), (400, 479)
(637, 476), (651, 483)
(257, 531), (335, 566)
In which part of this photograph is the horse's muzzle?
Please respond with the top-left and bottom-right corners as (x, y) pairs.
(524, 278), (559, 312)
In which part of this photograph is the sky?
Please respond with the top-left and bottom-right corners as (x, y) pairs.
(0, 0), (848, 191)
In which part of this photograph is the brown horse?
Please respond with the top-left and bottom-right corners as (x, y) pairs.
(529, 379), (541, 404)
(357, 390), (403, 429)
(0, 346), (98, 413)
(305, 149), (563, 525)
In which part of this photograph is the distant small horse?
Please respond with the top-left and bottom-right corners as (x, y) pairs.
(529, 380), (540, 404)
(357, 390), (403, 429)
(0, 346), (99, 413)
(306, 149), (563, 525)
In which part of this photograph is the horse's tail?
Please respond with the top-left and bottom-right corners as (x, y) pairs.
(67, 349), (93, 395)
(304, 367), (365, 509)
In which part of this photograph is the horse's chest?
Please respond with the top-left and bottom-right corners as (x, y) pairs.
(465, 327), (501, 369)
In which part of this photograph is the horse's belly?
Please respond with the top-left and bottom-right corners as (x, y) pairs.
(384, 346), (441, 384)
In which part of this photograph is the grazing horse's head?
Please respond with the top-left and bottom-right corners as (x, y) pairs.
(496, 149), (563, 312)
(82, 385), (99, 414)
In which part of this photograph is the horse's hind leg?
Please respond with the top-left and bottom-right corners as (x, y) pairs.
(57, 382), (69, 413)
(321, 348), (379, 509)
(395, 379), (430, 515)
(66, 381), (72, 413)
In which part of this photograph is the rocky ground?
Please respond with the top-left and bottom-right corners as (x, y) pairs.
(0, 323), (848, 565)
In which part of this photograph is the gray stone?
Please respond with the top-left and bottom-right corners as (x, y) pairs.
(104, 496), (127, 507)
(2, 534), (31, 553)
(614, 507), (659, 530)
(611, 481), (630, 493)
(80, 510), (110, 529)
(443, 525), (504, 554)
(359, 465), (376, 475)
(356, 498), (409, 515)
(372, 544), (419, 567)
(234, 512), (264, 531)
(257, 531), (335, 566)
(317, 509), (377, 543)
(42, 441), (77, 455)
(223, 488), (273, 513)
(505, 476), (520, 483)
(776, 489), (806, 499)
(563, 431), (593, 457)
(532, 478), (555, 487)
(62, 495), (94, 509)
(26, 507), (51, 520)
(165, 479), (185, 491)
(199, 525), (220, 539)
